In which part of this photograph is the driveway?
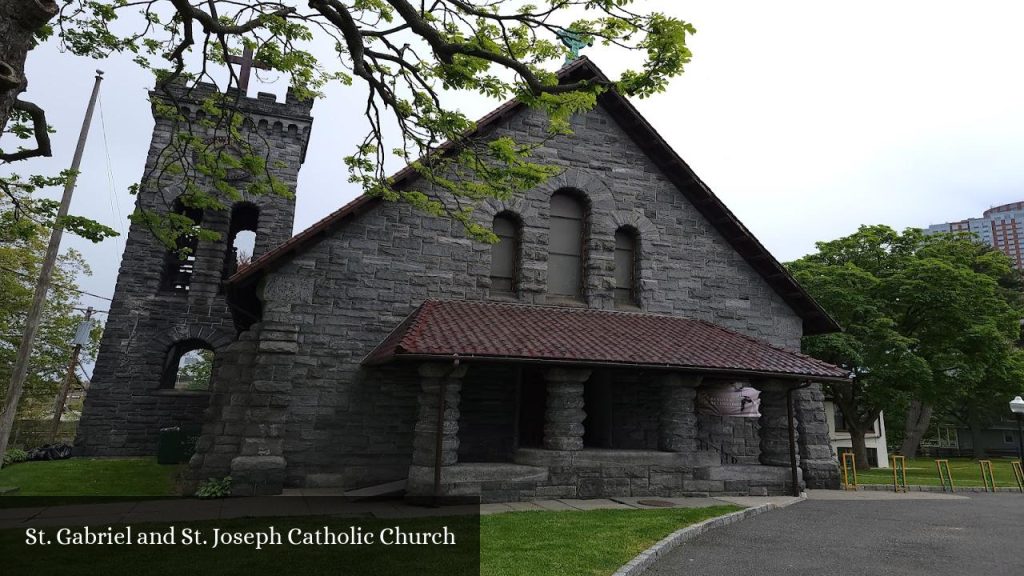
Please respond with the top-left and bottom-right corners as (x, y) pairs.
(646, 491), (1024, 576)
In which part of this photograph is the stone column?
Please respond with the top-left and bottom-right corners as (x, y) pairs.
(758, 381), (795, 467)
(795, 383), (841, 489)
(658, 374), (701, 452)
(411, 363), (468, 468)
(542, 368), (591, 451)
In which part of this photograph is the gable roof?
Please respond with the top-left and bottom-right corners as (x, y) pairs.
(229, 57), (841, 335)
(363, 300), (850, 381)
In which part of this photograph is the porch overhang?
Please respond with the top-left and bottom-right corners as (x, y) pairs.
(362, 300), (851, 383)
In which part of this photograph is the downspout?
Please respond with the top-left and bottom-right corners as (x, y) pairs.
(787, 381), (812, 497)
(433, 354), (460, 505)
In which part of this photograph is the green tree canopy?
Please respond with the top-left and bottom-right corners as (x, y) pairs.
(789, 225), (1024, 465)
(1, 189), (101, 420)
(2, 0), (694, 245)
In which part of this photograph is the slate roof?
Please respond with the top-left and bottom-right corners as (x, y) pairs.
(363, 300), (851, 382)
(228, 57), (841, 335)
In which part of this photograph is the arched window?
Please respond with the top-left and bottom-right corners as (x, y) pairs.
(160, 340), (214, 391)
(548, 191), (586, 299)
(490, 213), (520, 295)
(162, 198), (203, 292)
(223, 203), (259, 280)
(614, 227), (639, 307)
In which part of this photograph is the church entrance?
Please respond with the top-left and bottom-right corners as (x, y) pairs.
(517, 372), (546, 448)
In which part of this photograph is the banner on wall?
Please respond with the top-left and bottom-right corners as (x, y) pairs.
(696, 382), (761, 418)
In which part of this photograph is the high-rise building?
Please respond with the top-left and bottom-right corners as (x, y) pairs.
(925, 201), (1024, 268)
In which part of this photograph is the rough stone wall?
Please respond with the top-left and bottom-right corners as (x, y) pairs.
(75, 83), (312, 457)
(504, 450), (793, 503)
(193, 101), (825, 491)
(696, 414), (762, 465)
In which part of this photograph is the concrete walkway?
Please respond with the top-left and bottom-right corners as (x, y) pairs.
(0, 495), (801, 529)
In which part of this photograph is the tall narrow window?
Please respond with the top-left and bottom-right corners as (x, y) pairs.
(548, 191), (585, 299)
(614, 227), (638, 306)
(161, 340), (214, 391)
(223, 203), (259, 281)
(490, 213), (520, 295)
(163, 199), (202, 292)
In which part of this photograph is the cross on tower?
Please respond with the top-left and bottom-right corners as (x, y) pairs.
(225, 46), (270, 94)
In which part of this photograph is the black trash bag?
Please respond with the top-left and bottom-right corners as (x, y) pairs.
(26, 443), (73, 461)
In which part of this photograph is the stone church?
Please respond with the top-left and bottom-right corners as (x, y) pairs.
(76, 58), (847, 501)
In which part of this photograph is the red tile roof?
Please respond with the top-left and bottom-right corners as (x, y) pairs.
(228, 57), (840, 335)
(363, 300), (851, 381)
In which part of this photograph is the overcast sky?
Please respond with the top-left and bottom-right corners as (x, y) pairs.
(9, 1), (1024, 316)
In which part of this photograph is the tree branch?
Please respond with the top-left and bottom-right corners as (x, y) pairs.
(0, 99), (52, 162)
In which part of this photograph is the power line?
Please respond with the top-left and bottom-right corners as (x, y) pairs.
(98, 93), (126, 252)
(0, 265), (113, 302)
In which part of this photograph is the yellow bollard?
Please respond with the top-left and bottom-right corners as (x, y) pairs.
(1012, 461), (1024, 493)
(935, 459), (954, 492)
(891, 455), (908, 493)
(841, 452), (858, 490)
(978, 460), (996, 492)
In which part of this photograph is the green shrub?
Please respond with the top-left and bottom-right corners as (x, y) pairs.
(3, 448), (28, 467)
(195, 476), (232, 499)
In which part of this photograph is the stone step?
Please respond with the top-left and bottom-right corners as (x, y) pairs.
(343, 479), (407, 500)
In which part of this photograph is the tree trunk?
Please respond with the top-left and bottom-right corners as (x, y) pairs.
(0, 0), (57, 134)
(900, 399), (933, 458)
(848, 426), (871, 470)
(968, 417), (986, 460)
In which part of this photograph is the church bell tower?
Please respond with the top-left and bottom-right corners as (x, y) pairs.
(75, 82), (314, 456)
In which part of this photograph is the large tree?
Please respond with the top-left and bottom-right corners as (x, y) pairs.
(885, 234), (1024, 456)
(2, 0), (693, 244)
(789, 226), (928, 469)
(789, 225), (1023, 467)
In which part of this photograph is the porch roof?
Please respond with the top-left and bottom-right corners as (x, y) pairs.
(363, 300), (851, 382)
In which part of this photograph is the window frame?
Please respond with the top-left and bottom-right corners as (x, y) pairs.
(489, 212), (521, 296)
(161, 198), (203, 293)
(159, 339), (215, 392)
(547, 190), (588, 301)
(613, 226), (640, 308)
(223, 202), (260, 283)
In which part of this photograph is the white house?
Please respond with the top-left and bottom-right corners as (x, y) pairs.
(824, 401), (890, 468)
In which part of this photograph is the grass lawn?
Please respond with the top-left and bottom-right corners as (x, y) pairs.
(0, 458), (741, 574)
(855, 457), (1022, 488)
(480, 506), (739, 576)
(0, 506), (740, 576)
(0, 457), (180, 496)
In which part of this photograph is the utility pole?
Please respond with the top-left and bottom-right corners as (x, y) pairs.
(0, 71), (103, 468)
(48, 307), (93, 444)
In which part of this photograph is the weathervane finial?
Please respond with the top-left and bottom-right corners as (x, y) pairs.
(557, 29), (593, 64)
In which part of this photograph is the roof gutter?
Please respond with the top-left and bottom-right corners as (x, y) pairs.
(371, 352), (852, 383)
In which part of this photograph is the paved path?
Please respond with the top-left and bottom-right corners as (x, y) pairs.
(646, 491), (1024, 576)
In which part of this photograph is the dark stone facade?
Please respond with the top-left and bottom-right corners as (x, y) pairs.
(78, 74), (840, 498)
(182, 102), (838, 496)
(74, 84), (313, 456)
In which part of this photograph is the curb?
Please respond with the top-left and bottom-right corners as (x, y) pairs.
(858, 484), (1022, 494)
(611, 503), (780, 576)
